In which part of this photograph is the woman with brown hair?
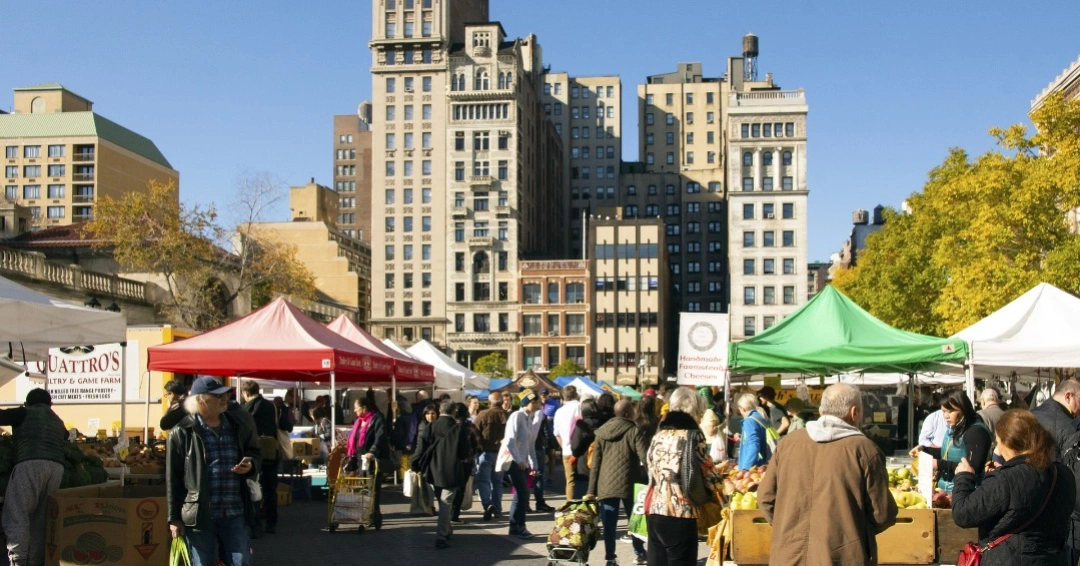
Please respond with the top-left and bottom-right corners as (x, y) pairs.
(910, 388), (991, 492)
(951, 409), (1075, 565)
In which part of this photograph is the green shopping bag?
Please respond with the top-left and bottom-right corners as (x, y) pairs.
(171, 536), (191, 566)
(628, 483), (649, 542)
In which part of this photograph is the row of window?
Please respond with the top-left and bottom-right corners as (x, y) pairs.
(569, 146), (616, 160)
(569, 165), (616, 180)
(571, 187), (616, 200)
(0, 202), (91, 220)
(522, 314), (586, 336)
(452, 190), (509, 209)
(544, 84), (616, 99)
(625, 182), (720, 196)
(644, 91), (716, 106)
(385, 104), (433, 121)
(665, 221), (723, 235)
(643, 151), (717, 165)
(590, 351), (658, 370)
(337, 134), (354, 144)
(385, 271), (433, 289)
(449, 71), (514, 92)
(594, 312), (660, 329)
(743, 258), (799, 275)
(453, 131), (510, 151)
(684, 301), (726, 313)
(335, 181), (357, 192)
(385, 160), (434, 177)
(384, 216), (433, 233)
(451, 250), (510, 273)
(742, 150), (793, 167)
(5, 165), (93, 179)
(383, 47), (433, 65)
(382, 326), (433, 343)
(643, 111), (714, 126)
(522, 282), (587, 304)
(452, 161), (509, 181)
(741, 122), (797, 139)
(336, 165), (356, 176)
(625, 201), (724, 216)
(384, 18), (433, 39)
(384, 0), (433, 10)
(567, 125), (616, 139)
(4, 184), (94, 200)
(743, 285), (797, 306)
(593, 243), (660, 261)
(669, 261), (723, 274)
(454, 280), (509, 302)
(386, 132), (434, 150)
(646, 131), (717, 146)
(6, 144), (68, 158)
(742, 176), (794, 191)
(385, 76), (434, 94)
(451, 103), (511, 121)
(743, 315), (778, 337)
(384, 300), (433, 318)
(594, 276), (661, 292)
(743, 202), (796, 220)
(335, 149), (356, 161)
(665, 241), (724, 255)
(452, 220), (509, 241)
(526, 346), (589, 371)
(454, 312), (509, 332)
(384, 243), (436, 262)
(742, 230), (797, 247)
(383, 188), (433, 204)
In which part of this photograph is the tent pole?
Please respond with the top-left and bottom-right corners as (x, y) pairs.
(120, 341), (127, 486)
(907, 373), (915, 450)
(144, 371), (151, 443)
(330, 370), (337, 449)
(965, 360), (976, 406)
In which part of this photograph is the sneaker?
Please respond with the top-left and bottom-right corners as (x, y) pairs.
(514, 529), (535, 540)
(483, 505), (494, 521)
(451, 518), (466, 525)
(619, 535), (633, 544)
(605, 560), (619, 566)
(634, 553), (647, 565)
(435, 539), (450, 549)
(536, 504), (556, 512)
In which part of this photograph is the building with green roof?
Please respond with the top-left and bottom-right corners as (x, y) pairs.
(1, 84), (178, 233)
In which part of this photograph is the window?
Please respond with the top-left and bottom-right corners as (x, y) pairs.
(743, 151), (753, 166)
(386, 77), (396, 93)
(762, 178), (774, 191)
(687, 221), (700, 234)
(386, 105), (395, 120)
(385, 245), (396, 260)
(763, 258), (775, 274)
(741, 124), (749, 138)
(666, 153), (675, 165)
(763, 231), (775, 247)
(47, 164), (64, 178)
(473, 221), (488, 237)
(4, 146), (15, 159)
(743, 231), (755, 247)
(782, 177), (794, 190)
(666, 113), (675, 125)
(763, 151), (774, 167)
(743, 203), (754, 219)
(422, 104), (431, 119)
(763, 203), (775, 218)
(782, 203), (794, 219)
(763, 123), (772, 138)
(422, 188), (431, 203)
(687, 202), (700, 213)
(708, 221), (721, 233)
(454, 222), (464, 242)
(784, 286), (796, 305)
(403, 217), (413, 232)
(764, 286), (776, 305)
(782, 151), (793, 166)
(686, 151), (694, 164)
(474, 314), (490, 332)
(783, 258), (795, 274)
(497, 160), (508, 180)
(786, 123), (795, 137)
(752, 124), (760, 138)
(422, 77), (432, 91)
(497, 221), (508, 240)
(744, 286), (756, 305)
(454, 162), (465, 180)
(48, 145), (64, 157)
(23, 185), (40, 199)
(783, 231), (795, 247)
(566, 282), (585, 303)
(743, 259), (755, 275)
(665, 93), (673, 105)
(523, 283), (541, 304)
(47, 184), (65, 198)
(46, 206), (64, 219)
(743, 177), (753, 191)
(547, 282), (559, 303)
(404, 105), (414, 120)
(744, 317), (756, 337)
(4, 186), (15, 200)
(23, 165), (40, 178)
(498, 251), (508, 271)
(23, 146), (40, 158)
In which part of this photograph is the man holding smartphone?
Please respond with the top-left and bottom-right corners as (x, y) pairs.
(167, 376), (261, 566)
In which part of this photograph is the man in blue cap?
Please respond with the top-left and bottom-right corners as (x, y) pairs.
(0, 388), (67, 566)
(167, 376), (260, 566)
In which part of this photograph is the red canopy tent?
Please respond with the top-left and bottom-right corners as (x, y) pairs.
(326, 314), (435, 383)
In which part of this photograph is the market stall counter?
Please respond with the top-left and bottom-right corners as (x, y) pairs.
(724, 508), (976, 565)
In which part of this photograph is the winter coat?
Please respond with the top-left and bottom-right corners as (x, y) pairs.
(570, 417), (599, 478)
(166, 411), (261, 531)
(758, 415), (898, 566)
(952, 457), (1075, 566)
(354, 411), (392, 467)
(1030, 398), (1080, 544)
(415, 415), (468, 489)
(587, 416), (647, 500)
(644, 411), (724, 519)
(738, 408), (771, 470)
(474, 406), (509, 452)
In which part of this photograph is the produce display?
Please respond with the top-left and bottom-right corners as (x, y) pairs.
(886, 465), (952, 509)
(721, 464), (765, 511)
(0, 435), (109, 493)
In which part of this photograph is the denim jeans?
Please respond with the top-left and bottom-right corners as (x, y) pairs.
(475, 451), (504, 513)
(600, 497), (644, 560)
(507, 464), (530, 533)
(187, 514), (250, 566)
(532, 448), (548, 506)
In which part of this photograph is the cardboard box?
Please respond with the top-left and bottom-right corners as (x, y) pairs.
(277, 484), (292, 506)
(46, 485), (168, 566)
(291, 438), (321, 457)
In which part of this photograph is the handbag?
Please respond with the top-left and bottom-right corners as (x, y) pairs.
(403, 470), (416, 498)
(460, 475), (475, 511)
(956, 465), (1058, 566)
(277, 429), (294, 459)
(247, 476), (263, 502)
(495, 437), (514, 472)
(170, 536), (192, 566)
(681, 430), (715, 506)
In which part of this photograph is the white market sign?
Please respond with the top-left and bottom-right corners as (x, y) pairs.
(17, 342), (140, 403)
(676, 313), (729, 386)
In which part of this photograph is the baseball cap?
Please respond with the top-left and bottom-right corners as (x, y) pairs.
(190, 376), (232, 396)
(643, 388), (657, 397)
(519, 388), (539, 406)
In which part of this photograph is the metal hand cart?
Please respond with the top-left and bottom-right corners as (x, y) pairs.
(327, 458), (380, 533)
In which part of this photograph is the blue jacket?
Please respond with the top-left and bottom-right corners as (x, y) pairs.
(739, 409), (770, 470)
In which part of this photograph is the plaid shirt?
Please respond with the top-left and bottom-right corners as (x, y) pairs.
(196, 414), (245, 519)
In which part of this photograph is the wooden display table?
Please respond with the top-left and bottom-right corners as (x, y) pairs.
(728, 509), (976, 566)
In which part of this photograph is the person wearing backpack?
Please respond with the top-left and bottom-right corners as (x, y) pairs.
(735, 393), (774, 470)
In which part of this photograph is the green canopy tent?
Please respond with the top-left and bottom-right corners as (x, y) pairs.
(728, 286), (968, 375)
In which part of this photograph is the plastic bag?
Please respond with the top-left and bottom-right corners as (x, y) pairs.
(628, 484), (649, 542)
(403, 470), (416, 498)
(170, 536), (192, 566)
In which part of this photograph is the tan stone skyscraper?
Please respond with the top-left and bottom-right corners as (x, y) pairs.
(368, 0), (562, 366)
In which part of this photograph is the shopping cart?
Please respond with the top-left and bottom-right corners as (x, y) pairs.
(546, 498), (600, 566)
(327, 458), (380, 533)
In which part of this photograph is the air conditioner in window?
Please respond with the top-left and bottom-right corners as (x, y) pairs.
(548, 331), (558, 336)
(765, 213), (775, 219)
(404, 87), (414, 93)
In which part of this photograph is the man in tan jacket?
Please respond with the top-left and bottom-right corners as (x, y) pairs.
(758, 383), (897, 565)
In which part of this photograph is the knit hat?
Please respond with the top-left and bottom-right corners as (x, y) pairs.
(519, 388), (539, 406)
(643, 388), (657, 397)
(25, 388), (52, 406)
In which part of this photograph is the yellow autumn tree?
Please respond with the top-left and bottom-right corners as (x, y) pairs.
(836, 92), (1080, 335)
(87, 176), (315, 330)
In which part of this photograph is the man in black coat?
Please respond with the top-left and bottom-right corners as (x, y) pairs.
(1031, 378), (1080, 564)
(415, 399), (468, 549)
(241, 380), (285, 534)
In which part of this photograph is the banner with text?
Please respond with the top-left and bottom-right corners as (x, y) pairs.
(17, 342), (141, 403)
(676, 313), (729, 386)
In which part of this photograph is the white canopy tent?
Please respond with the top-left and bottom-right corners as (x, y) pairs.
(405, 339), (490, 390)
(566, 376), (606, 399)
(0, 275), (126, 362)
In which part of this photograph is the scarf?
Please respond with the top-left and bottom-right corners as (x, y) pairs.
(347, 409), (375, 457)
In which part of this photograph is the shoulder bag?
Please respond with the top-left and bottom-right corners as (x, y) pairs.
(681, 430), (715, 507)
(956, 465), (1057, 566)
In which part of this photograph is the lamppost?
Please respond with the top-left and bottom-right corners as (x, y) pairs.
(638, 356), (647, 388)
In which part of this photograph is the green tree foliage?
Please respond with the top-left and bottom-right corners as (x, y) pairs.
(473, 352), (512, 378)
(835, 92), (1080, 335)
(548, 359), (586, 379)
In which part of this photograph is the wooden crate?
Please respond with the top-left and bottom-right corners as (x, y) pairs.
(729, 509), (937, 565)
(878, 509), (935, 564)
(935, 509), (979, 565)
(277, 484), (292, 506)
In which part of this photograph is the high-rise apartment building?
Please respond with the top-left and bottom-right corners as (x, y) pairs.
(368, 0), (563, 364)
(0, 84), (178, 230)
(332, 111), (372, 240)
(542, 74), (623, 258)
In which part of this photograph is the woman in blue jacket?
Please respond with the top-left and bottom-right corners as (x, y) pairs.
(736, 392), (771, 470)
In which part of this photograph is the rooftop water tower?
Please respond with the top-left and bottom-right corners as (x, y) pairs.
(743, 33), (759, 81)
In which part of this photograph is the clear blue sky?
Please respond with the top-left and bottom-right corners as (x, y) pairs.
(3, 1), (1078, 261)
